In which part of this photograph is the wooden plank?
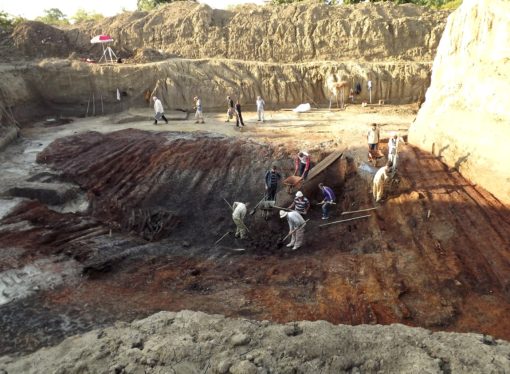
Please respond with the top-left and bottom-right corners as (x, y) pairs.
(307, 150), (343, 181)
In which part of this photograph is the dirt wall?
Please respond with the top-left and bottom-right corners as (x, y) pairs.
(409, 0), (510, 206)
(2, 58), (431, 119)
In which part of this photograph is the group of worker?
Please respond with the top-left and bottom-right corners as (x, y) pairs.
(367, 123), (406, 202)
(232, 150), (337, 251)
(152, 95), (266, 127)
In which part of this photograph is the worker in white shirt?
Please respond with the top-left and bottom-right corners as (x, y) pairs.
(388, 132), (406, 170)
(152, 96), (168, 125)
(232, 202), (249, 239)
(280, 210), (306, 250)
(373, 162), (393, 203)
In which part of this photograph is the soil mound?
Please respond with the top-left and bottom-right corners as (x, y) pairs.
(2, 310), (509, 373)
(11, 21), (70, 58)
(11, 2), (448, 62)
(409, 0), (510, 205)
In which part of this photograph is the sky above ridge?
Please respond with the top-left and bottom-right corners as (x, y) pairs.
(1, 0), (266, 20)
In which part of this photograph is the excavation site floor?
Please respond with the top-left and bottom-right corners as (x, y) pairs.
(1, 105), (509, 356)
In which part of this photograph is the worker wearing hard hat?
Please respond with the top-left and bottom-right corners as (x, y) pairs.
(280, 210), (306, 250)
(288, 191), (310, 216)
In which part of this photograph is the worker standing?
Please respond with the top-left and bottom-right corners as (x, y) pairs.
(294, 151), (311, 180)
(226, 96), (235, 122)
(256, 96), (265, 122)
(388, 132), (405, 170)
(152, 96), (168, 125)
(265, 165), (281, 201)
(232, 202), (249, 239)
(367, 123), (380, 151)
(318, 183), (335, 220)
(193, 96), (205, 124)
(280, 210), (306, 250)
(288, 191), (310, 216)
(373, 161), (393, 203)
(235, 100), (245, 127)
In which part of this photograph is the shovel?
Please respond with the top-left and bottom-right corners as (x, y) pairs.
(277, 219), (310, 248)
(249, 194), (268, 215)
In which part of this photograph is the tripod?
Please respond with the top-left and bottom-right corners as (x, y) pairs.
(99, 44), (118, 64)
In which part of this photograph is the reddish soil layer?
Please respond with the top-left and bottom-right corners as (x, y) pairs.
(1, 130), (509, 355)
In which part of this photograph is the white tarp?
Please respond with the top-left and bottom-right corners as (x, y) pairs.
(293, 103), (311, 113)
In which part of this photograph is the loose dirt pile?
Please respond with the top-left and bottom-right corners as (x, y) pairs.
(2, 310), (509, 374)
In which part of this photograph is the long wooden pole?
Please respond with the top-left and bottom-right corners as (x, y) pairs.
(341, 207), (378, 215)
(319, 214), (371, 227)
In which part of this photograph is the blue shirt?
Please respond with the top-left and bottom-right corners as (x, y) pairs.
(322, 186), (335, 202)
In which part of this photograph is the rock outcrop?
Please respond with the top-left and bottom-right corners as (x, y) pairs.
(409, 0), (510, 205)
(1, 310), (509, 373)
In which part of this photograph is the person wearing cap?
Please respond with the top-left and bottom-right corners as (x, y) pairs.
(373, 161), (393, 203)
(288, 191), (310, 215)
(256, 96), (265, 122)
(387, 132), (405, 170)
(193, 96), (205, 124)
(152, 96), (168, 125)
(232, 201), (249, 239)
(294, 151), (311, 180)
(318, 183), (336, 220)
(367, 123), (380, 151)
(280, 210), (305, 250)
(265, 165), (281, 201)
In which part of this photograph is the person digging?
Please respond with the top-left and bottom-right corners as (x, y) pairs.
(279, 209), (306, 251)
(232, 201), (249, 239)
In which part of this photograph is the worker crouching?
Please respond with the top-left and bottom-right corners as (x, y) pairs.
(280, 210), (305, 250)
(232, 202), (249, 239)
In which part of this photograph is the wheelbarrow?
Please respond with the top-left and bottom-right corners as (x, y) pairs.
(283, 175), (304, 194)
(259, 200), (276, 220)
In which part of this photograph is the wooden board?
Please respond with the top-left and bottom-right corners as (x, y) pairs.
(307, 150), (343, 181)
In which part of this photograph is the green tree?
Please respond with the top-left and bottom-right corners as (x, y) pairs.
(137, 0), (195, 12)
(36, 8), (69, 26)
(0, 11), (25, 29)
(71, 9), (104, 24)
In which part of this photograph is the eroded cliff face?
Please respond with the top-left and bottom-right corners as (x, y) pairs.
(409, 0), (510, 205)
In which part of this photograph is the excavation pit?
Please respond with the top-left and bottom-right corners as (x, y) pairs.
(0, 119), (509, 357)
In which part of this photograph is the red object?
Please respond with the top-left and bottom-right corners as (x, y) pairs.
(90, 35), (114, 44)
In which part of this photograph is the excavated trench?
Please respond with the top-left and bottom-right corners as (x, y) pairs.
(1, 129), (510, 357)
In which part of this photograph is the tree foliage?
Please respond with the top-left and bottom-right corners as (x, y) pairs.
(71, 9), (104, 24)
(0, 11), (25, 29)
(137, 0), (194, 12)
(36, 8), (70, 26)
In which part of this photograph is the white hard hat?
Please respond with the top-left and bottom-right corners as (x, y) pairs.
(295, 191), (303, 198)
(279, 210), (288, 218)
